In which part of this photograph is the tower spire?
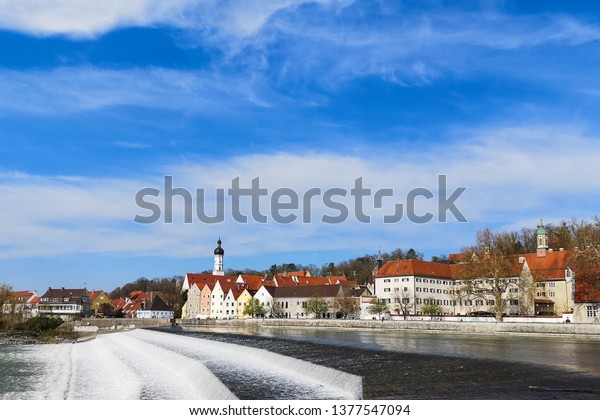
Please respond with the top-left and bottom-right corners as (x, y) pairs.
(213, 238), (225, 275)
(536, 218), (548, 258)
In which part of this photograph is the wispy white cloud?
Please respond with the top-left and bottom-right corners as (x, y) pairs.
(0, 0), (347, 39)
(1, 124), (598, 260)
(0, 0), (198, 38)
(0, 67), (269, 115)
(114, 141), (151, 149)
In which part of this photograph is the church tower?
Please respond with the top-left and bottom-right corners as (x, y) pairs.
(213, 238), (224, 275)
(536, 219), (548, 258)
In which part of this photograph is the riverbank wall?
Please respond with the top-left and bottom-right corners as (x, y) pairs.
(180, 318), (600, 337)
(73, 318), (171, 332)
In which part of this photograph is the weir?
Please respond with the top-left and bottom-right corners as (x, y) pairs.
(131, 329), (363, 400)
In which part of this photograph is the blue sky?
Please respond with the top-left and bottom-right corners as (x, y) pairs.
(1, 0), (600, 293)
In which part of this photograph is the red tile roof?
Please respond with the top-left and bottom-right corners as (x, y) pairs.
(186, 273), (238, 289)
(377, 260), (453, 279)
(522, 251), (572, 280)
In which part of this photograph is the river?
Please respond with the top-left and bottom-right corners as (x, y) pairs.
(1, 326), (599, 400)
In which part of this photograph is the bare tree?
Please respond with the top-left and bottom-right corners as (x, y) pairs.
(391, 289), (413, 319)
(572, 244), (600, 304)
(456, 242), (523, 321)
(269, 299), (284, 318)
(332, 293), (360, 319)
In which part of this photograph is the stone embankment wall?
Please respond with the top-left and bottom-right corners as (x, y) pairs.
(180, 318), (600, 337)
(74, 318), (171, 331)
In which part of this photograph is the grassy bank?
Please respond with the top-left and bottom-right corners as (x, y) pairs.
(0, 316), (79, 344)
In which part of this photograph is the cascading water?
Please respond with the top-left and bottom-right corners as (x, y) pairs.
(1, 329), (362, 400)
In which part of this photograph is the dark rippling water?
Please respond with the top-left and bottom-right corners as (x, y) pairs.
(161, 326), (600, 400)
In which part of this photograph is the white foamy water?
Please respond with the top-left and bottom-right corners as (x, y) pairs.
(127, 329), (362, 400)
(1, 329), (362, 400)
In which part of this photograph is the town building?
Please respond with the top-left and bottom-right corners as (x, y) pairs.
(38, 287), (90, 320)
(1, 290), (39, 318)
(137, 294), (174, 319)
(87, 290), (113, 317)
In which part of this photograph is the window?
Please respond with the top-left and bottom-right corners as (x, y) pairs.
(510, 299), (519, 306)
(416, 298), (422, 304)
(403, 277), (409, 282)
(465, 300), (472, 306)
(393, 288), (400, 291)
(402, 298), (410, 304)
(549, 291), (556, 297)
(416, 287), (422, 292)
(423, 279), (429, 283)
(537, 292), (546, 297)
(437, 289), (442, 294)
(587, 306), (598, 318)
(384, 279), (391, 283)
(509, 288), (518, 293)
(443, 300), (448, 305)
(423, 288), (428, 292)
(475, 300), (484, 306)
(548, 282), (556, 288)
(394, 278), (399, 282)
(488, 300), (495, 305)
(384, 288), (391, 292)
(403, 287), (408, 292)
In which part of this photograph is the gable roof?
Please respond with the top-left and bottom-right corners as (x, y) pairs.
(185, 273), (238, 290)
(147, 295), (173, 312)
(87, 290), (109, 302)
(10, 290), (37, 302)
(522, 250), (572, 280)
(41, 288), (88, 302)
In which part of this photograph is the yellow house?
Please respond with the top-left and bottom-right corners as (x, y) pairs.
(236, 288), (253, 318)
(87, 290), (113, 316)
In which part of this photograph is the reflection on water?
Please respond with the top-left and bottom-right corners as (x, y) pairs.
(172, 326), (600, 399)
(201, 326), (600, 374)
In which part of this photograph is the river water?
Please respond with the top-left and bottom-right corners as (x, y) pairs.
(1, 326), (600, 400)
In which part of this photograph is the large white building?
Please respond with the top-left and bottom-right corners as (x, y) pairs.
(375, 222), (577, 318)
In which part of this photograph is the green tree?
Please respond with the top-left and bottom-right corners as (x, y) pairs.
(243, 297), (266, 318)
(421, 297), (443, 316)
(305, 296), (330, 318)
(368, 299), (389, 320)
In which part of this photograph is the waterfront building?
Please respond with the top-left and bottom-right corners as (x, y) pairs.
(38, 287), (90, 320)
(1, 290), (39, 319)
(87, 290), (113, 317)
(137, 294), (174, 319)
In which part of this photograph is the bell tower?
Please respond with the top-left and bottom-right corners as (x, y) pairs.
(536, 219), (548, 258)
(213, 238), (224, 275)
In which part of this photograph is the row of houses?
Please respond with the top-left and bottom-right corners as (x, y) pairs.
(181, 272), (370, 320)
(4, 222), (599, 323)
(181, 229), (599, 323)
(1, 287), (174, 321)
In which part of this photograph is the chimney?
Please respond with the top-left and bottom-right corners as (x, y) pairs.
(549, 249), (553, 253)
(559, 248), (564, 252)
